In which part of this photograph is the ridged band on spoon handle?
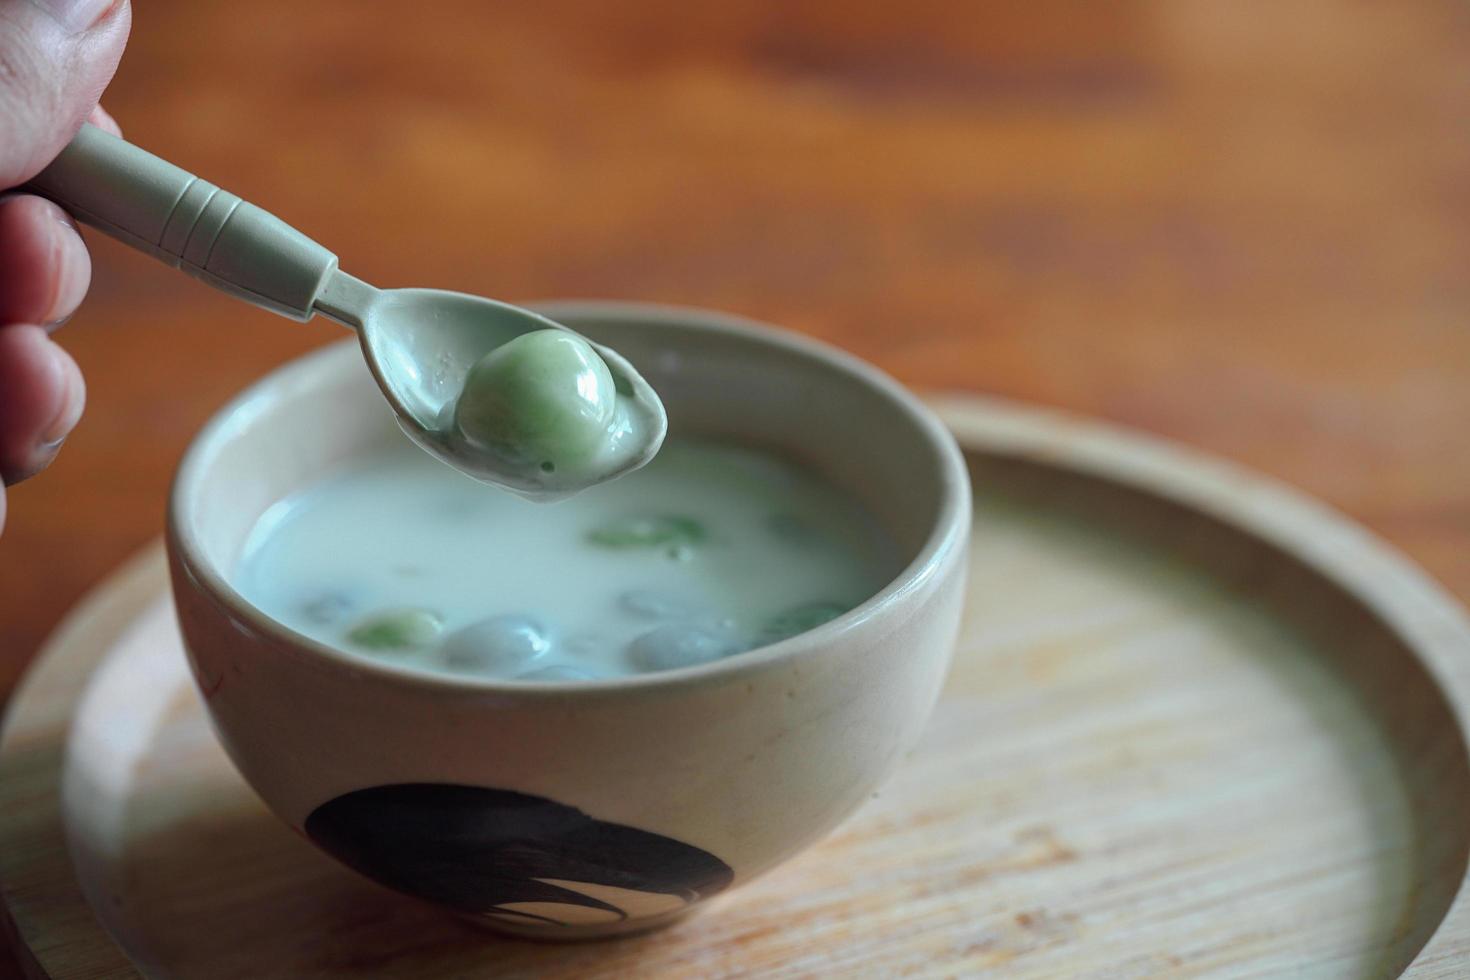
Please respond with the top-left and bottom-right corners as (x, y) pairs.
(25, 124), (338, 321)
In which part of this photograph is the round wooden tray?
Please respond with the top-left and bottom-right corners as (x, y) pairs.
(4, 396), (1470, 978)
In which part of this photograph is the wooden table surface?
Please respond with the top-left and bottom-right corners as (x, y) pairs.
(2, 0), (1468, 972)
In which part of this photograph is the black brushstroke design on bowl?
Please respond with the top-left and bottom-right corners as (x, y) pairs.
(305, 784), (733, 925)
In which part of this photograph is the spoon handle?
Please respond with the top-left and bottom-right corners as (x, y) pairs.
(25, 124), (338, 322)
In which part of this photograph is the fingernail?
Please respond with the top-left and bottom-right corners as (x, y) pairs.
(42, 207), (77, 333)
(14, 433), (68, 486)
(40, 344), (84, 446)
(33, 0), (117, 33)
(51, 203), (79, 233)
(88, 103), (123, 138)
(39, 204), (91, 326)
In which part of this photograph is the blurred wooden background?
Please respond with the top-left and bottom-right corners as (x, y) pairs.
(3, 0), (1470, 973)
(3, 0), (1470, 847)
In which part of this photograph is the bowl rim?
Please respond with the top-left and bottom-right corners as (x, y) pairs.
(167, 300), (971, 697)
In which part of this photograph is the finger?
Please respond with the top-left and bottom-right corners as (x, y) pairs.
(0, 324), (85, 484)
(87, 101), (121, 137)
(0, 193), (91, 326)
(0, 0), (131, 187)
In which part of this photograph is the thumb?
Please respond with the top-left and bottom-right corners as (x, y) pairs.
(0, 0), (131, 188)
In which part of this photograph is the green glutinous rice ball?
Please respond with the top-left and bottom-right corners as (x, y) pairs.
(454, 329), (617, 471)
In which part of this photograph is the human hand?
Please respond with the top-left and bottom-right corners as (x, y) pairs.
(0, 0), (130, 534)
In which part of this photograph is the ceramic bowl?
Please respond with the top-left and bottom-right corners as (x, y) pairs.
(166, 302), (971, 939)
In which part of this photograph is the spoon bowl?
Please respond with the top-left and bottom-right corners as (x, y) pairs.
(352, 288), (667, 497)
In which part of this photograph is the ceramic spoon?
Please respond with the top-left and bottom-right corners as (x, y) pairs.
(25, 124), (667, 499)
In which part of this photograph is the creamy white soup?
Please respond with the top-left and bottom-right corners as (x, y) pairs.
(235, 438), (898, 682)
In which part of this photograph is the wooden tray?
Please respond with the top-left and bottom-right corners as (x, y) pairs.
(4, 396), (1470, 978)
